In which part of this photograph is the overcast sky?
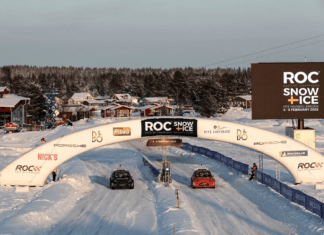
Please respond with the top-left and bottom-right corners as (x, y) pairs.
(1, 0), (323, 69)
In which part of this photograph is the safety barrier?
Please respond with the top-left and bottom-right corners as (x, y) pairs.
(181, 142), (324, 220)
(182, 143), (249, 176)
(142, 156), (160, 177)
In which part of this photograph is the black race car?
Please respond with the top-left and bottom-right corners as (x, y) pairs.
(110, 169), (134, 190)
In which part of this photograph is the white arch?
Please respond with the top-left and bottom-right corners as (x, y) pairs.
(0, 117), (323, 186)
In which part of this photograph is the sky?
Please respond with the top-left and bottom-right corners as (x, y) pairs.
(0, 0), (324, 69)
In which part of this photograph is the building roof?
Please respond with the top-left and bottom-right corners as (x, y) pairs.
(234, 95), (252, 101)
(99, 104), (134, 110)
(137, 105), (155, 110)
(84, 100), (106, 104)
(71, 93), (93, 102)
(142, 97), (168, 103)
(112, 94), (132, 101)
(0, 87), (9, 92)
(150, 104), (174, 111)
(0, 94), (30, 107)
(95, 95), (111, 100)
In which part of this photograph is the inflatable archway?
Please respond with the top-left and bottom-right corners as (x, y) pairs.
(0, 117), (323, 186)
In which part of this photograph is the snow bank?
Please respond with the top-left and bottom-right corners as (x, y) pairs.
(0, 158), (94, 235)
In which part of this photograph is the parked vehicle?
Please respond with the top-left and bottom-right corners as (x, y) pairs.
(191, 168), (215, 188)
(63, 119), (73, 126)
(4, 122), (21, 134)
(110, 169), (134, 190)
(55, 118), (66, 126)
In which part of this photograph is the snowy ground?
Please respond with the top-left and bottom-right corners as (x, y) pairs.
(0, 110), (324, 234)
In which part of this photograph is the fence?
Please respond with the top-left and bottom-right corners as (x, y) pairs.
(142, 155), (160, 177)
(181, 142), (324, 220)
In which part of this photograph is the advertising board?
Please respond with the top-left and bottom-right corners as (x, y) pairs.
(252, 63), (324, 119)
(146, 139), (183, 147)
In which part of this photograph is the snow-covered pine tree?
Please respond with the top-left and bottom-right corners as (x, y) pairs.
(160, 105), (169, 116)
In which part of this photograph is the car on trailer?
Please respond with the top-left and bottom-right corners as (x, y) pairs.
(4, 122), (21, 134)
(191, 168), (215, 188)
(110, 169), (134, 190)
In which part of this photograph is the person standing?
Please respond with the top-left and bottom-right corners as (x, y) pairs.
(249, 163), (258, 180)
(52, 168), (57, 181)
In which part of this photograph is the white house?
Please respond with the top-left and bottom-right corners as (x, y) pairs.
(111, 94), (138, 104)
(68, 92), (95, 105)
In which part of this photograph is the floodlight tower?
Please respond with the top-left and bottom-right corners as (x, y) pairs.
(42, 86), (60, 129)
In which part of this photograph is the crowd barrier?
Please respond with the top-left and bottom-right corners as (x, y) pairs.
(181, 142), (324, 220)
(142, 156), (160, 177)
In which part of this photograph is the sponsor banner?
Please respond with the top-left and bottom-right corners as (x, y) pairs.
(280, 150), (308, 157)
(182, 142), (189, 149)
(297, 162), (323, 171)
(146, 139), (182, 147)
(193, 146), (199, 153)
(254, 141), (287, 145)
(141, 118), (197, 137)
(199, 147), (207, 156)
(92, 131), (103, 143)
(322, 203), (324, 219)
(214, 152), (221, 162)
(252, 63), (324, 119)
(206, 150), (214, 158)
(15, 165), (42, 174)
(280, 184), (293, 201)
(227, 158), (233, 168)
(241, 163), (249, 175)
(305, 195), (322, 217)
(255, 170), (263, 183)
(113, 127), (131, 136)
(188, 144), (193, 151)
(38, 153), (58, 161)
(292, 189), (306, 207)
(54, 144), (86, 148)
(271, 178), (281, 193)
(204, 125), (231, 134)
(237, 129), (248, 141)
(221, 155), (227, 165)
(233, 161), (242, 172)
(263, 173), (273, 187)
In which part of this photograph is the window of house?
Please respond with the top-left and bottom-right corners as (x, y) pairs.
(117, 109), (129, 117)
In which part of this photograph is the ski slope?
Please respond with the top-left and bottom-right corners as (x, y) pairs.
(0, 109), (324, 234)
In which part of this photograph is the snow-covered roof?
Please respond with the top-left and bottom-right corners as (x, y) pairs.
(71, 93), (93, 102)
(137, 105), (155, 110)
(142, 97), (168, 103)
(235, 95), (252, 101)
(84, 100), (106, 104)
(60, 106), (82, 112)
(98, 104), (134, 111)
(112, 94), (132, 101)
(150, 105), (174, 111)
(0, 94), (30, 107)
(0, 87), (8, 92)
(95, 95), (111, 100)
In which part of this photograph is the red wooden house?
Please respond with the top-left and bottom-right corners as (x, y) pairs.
(100, 104), (133, 118)
(139, 104), (173, 117)
(0, 86), (30, 126)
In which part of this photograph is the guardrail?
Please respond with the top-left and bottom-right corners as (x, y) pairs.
(181, 142), (324, 220)
(182, 142), (249, 175)
(142, 155), (160, 177)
